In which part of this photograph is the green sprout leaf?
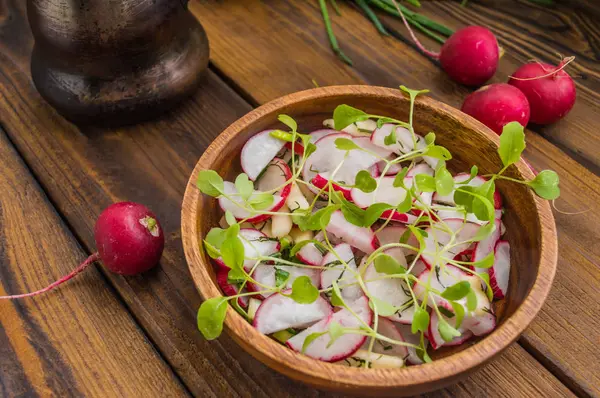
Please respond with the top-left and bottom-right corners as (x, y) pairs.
(528, 170), (560, 200)
(369, 296), (398, 317)
(269, 129), (295, 142)
(478, 272), (494, 301)
(290, 276), (319, 304)
(331, 280), (346, 307)
(197, 297), (229, 340)
(438, 319), (461, 342)
(384, 127), (396, 146)
(450, 302), (465, 329)
(363, 202), (394, 227)
(340, 198), (366, 227)
(469, 165), (479, 180)
(196, 170), (224, 197)
(275, 268), (291, 287)
(224, 210), (237, 227)
(415, 174), (436, 192)
(235, 173), (254, 201)
(424, 132), (435, 144)
(471, 222), (496, 242)
(392, 167), (409, 188)
(304, 142), (317, 158)
(302, 331), (327, 353)
(425, 145), (452, 160)
(466, 289), (477, 312)
(248, 193), (274, 210)
(374, 253), (407, 275)
(472, 251), (495, 269)
(278, 114), (298, 132)
(435, 165), (454, 196)
(441, 281), (471, 301)
(204, 227), (227, 258)
(354, 170), (377, 193)
(438, 306), (455, 318)
(498, 121), (526, 167)
(335, 137), (360, 151)
(411, 306), (430, 334)
(290, 239), (326, 257)
(399, 85), (430, 100)
(396, 190), (413, 214)
(333, 104), (369, 130)
(327, 321), (344, 347)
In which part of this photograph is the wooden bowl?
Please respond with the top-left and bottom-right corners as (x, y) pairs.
(181, 86), (557, 396)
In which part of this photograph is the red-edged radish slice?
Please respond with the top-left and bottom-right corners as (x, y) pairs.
(310, 129), (340, 143)
(326, 210), (380, 254)
(462, 287), (496, 336)
(361, 318), (409, 357)
(350, 177), (416, 224)
(500, 220), (506, 236)
(406, 163), (434, 178)
(375, 226), (415, 264)
(427, 311), (473, 350)
(253, 289), (332, 335)
(248, 264), (321, 299)
(420, 220), (481, 269)
(396, 324), (429, 365)
(371, 124), (405, 153)
(296, 232), (325, 266)
(284, 141), (304, 155)
(376, 157), (403, 176)
(256, 158), (292, 196)
(320, 243), (362, 301)
(489, 240), (510, 299)
(218, 182), (286, 223)
(363, 259), (415, 324)
(437, 209), (503, 225)
(403, 176), (434, 209)
(472, 218), (501, 273)
(410, 259), (428, 276)
(339, 349), (405, 368)
(433, 174), (502, 209)
(413, 265), (467, 312)
(216, 269), (249, 308)
(311, 172), (352, 200)
(230, 229), (280, 272)
(241, 130), (287, 180)
(287, 295), (372, 362)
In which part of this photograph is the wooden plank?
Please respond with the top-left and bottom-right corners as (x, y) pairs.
(0, 128), (188, 397)
(187, 1), (600, 396)
(192, 0), (600, 174)
(0, 1), (582, 397)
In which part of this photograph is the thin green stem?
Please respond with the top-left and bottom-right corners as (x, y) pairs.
(319, 0), (353, 65)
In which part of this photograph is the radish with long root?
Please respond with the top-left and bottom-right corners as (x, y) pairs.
(461, 83), (531, 135)
(1, 202), (164, 299)
(508, 57), (576, 125)
(390, 0), (499, 86)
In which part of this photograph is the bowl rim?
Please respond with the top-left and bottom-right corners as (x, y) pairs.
(181, 85), (558, 391)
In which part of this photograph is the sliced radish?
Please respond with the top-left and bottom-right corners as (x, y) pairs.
(403, 176), (434, 209)
(433, 174), (502, 209)
(248, 264), (321, 299)
(461, 287), (496, 336)
(303, 133), (390, 193)
(437, 209), (502, 225)
(371, 124), (405, 154)
(253, 290), (332, 335)
(396, 324), (429, 365)
(427, 310), (473, 350)
(310, 128), (341, 143)
(326, 210), (380, 254)
(413, 265), (467, 312)
(287, 296), (372, 362)
(406, 163), (434, 178)
(339, 349), (405, 368)
(489, 240), (510, 299)
(216, 268), (249, 308)
(361, 318), (409, 357)
(410, 259), (428, 276)
(218, 182), (286, 223)
(363, 259), (415, 324)
(320, 243), (362, 301)
(375, 157), (403, 176)
(239, 229), (280, 271)
(472, 218), (501, 274)
(375, 226), (413, 264)
(350, 177), (416, 224)
(241, 130), (287, 180)
(296, 240), (325, 267)
(311, 172), (352, 200)
(420, 220), (481, 269)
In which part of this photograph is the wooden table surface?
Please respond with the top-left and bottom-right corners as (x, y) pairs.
(0, 0), (598, 397)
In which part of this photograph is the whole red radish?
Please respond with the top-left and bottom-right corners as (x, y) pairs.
(0, 202), (164, 299)
(508, 58), (576, 124)
(95, 202), (164, 275)
(461, 83), (530, 135)
(439, 26), (500, 87)
(389, 1), (499, 86)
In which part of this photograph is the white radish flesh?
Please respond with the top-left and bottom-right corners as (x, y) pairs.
(238, 229), (280, 272)
(338, 349), (404, 369)
(420, 220), (481, 269)
(253, 290), (332, 335)
(489, 240), (510, 299)
(241, 130), (287, 180)
(320, 243), (362, 301)
(287, 296), (372, 362)
(326, 210), (379, 254)
(371, 124), (405, 154)
(427, 310), (473, 350)
(218, 182), (285, 223)
(361, 318), (409, 357)
(248, 264), (321, 299)
(472, 218), (501, 274)
(406, 163), (434, 178)
(413, 265), (467, 313)
(396, 324), (428, 365)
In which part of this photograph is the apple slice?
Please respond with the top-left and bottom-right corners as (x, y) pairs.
(363, 259), (415, 324)
(361, 318), (409, 357)
(218, 182), (286, 223)
(326, 210), (380, 254)
(489, 240), (510, 299)
(253, 289), (332, 334)
(241, 129), (287, 180)
(287, 295), (373, 362)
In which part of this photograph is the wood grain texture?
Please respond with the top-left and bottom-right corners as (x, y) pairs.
(182, 85), (558, 395)
(0, 128), (188, 397)
(0, 0), (587, 396)
(188, 1), (600, 395)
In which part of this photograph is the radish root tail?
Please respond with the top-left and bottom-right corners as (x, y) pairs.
(0, 253), (100, 300)
(509, 56), (575, 81)
(391, 0), (440, 59)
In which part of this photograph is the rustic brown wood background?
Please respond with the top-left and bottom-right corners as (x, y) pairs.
(0, 0), (598, 397)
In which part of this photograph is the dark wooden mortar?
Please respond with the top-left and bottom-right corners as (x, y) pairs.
(27, 0), (209, 125)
